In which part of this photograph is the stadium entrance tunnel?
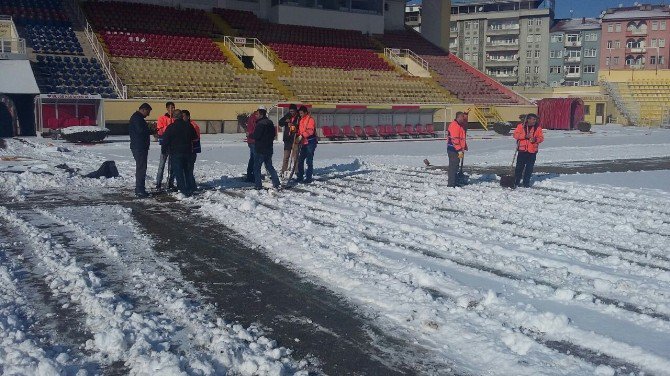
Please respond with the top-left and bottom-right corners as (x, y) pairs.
(0, 94), (36, 137)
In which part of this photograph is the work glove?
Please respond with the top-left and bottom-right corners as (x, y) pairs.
(529, 137), (536, 143)
(297, 135), (303, 143)
(457, 151), (464, 159)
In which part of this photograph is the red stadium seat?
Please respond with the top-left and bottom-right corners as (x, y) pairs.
(354, 125), (366, 139)
(364, 125), (379, 139)
(342, 125), (356, 139)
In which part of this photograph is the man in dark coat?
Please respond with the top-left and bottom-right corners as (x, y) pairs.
(160, 109), (198, 195)
(252, 106), (280, 190)
(128, 103), (152, 197)
(278, 104), (300, 176)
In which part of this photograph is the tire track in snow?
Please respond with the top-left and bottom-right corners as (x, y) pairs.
(203, 189), (670, 375)
(346, 173), (670, 266)
(316, 178), (670, 320)
(36, 206), (305, 376)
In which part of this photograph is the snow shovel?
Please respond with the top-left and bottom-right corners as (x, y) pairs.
(456, 155), (469, 186)
(500, 150), (517, 189)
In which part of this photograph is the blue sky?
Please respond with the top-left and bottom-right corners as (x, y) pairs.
(554, 0), (653, 18)
(440, 1), (666, 18)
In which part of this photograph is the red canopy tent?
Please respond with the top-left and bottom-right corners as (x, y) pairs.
(537, 98), (585, 130)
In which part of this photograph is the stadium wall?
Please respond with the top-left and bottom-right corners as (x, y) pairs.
(269, 5), (384, 34)
(599, 69), (670, 82)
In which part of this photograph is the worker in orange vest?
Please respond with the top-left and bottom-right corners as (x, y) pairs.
(295, 105), (317, 184)
(446, 111), (468, 187)
(513, 113), (544, 188)
(155, 101), (176, 191)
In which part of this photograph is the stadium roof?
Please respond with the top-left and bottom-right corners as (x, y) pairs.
(0, 60), (40, 94)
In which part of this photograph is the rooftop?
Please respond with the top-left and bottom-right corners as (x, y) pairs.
(602, 4), (670, 21)
(550, 18), (600, 32)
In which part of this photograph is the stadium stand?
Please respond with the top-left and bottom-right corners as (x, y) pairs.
(280, 67), (456, 103)
(33, 55), (116, 98)
(101, 31), (225, 61)
(112, 58), (280, 101)
(3, 0), (116, 97)
(213, 8), (374, 48)
(603, 79), (670, 126)
(376, 30), (529, 105)
(269, 43), (391, 70)
(81, 1), (217, 36)
(22, 24), (83, 55)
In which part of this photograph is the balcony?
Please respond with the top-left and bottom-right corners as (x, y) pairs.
(485, 58), (517, 66)
(564, 40), (582, 48)
(626, 47), (646, 53)
(486, 43), (519, 51)
(564, 56), (582, 63)
(626, 29), (648, 36)
(565, 73), (581, 79)
(487, 27), (520, 35)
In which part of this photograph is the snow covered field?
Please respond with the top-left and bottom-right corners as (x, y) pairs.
(1, 124), (669, 375)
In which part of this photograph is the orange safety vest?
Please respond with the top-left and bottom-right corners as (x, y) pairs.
(156, 113), (174, 137)
(298, 114), (316, 145)
(446, 120), (467, 152)
(513, 123), (544, 153)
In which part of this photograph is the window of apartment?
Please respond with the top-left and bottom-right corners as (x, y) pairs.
(615, 23), (621, 32)
(661, 21), (667, 30)
(660, 39), (666, 48)
(474, 22), (479, 29)
(535, 35), (541, 42)
(473, 37), (479, 45)
(535, 19), (542, 26)
(550, 50), (556, 58)
(549, 66), (561, 74)
(566, 65), (581, 74)
(585, 33), (598, 41)
(650, 55), (657, 65)
(528, 19), (533, 26)
(584, 105), (591, 114)
(465, 38), (471, 45)
(584, 49), (597, 57)
(526, 50), (532, 58)
(465, 22), (470, 30)
(625, 56), (635, 65)
(651, 38), (658, 47)
(613, 56), (620, 65)
(525, 66), (531, 74)
(567, 34), (580, 42)
(606, 57), (611, 66)
(608, 24), (613, 32)
(465, 53), (471, 60)
(584, 65), (596, 73)
(527, 35), (533, 43)
(660, 56), (665, 65)
(556, 50), (563, 58)
(652, 21), (659, 31)
(534, 50), (540, 58)
(615, 40), (621, 48)
(534, 66), (540, 74)
(551, 34), (563, 43)
(567, 49), (581, 58)
(607, 40), (613, 48)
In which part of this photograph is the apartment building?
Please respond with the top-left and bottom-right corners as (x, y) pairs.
(600, 4), (670, 71)
(548, 18), (601, 87)
(449, 0), (553, 86)
(405, 1), (421, 32)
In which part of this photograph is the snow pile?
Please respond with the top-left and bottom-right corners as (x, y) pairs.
(60, 126), (110, 135)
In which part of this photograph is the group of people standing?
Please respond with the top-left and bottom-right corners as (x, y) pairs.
(447, 111), (544, 188)
(244, 104), (318, 189)
(128, 101), (201, 198)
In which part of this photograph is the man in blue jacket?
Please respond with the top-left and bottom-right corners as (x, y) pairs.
(128, 103), (152, 197)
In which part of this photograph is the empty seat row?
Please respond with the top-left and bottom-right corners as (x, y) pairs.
(101, 31), (226, 61)
(33, 55), (117, 98)
(321, 124), (437, 140)
(270, 43), (391, 71)
(82, 1), (217, 37)
(22, 24), (83, 55)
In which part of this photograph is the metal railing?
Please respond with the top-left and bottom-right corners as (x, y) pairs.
(65, 0), (126, 98)
(0, 38), (26, 55)
(384, 48), (429, 75)
(223, 36), (277, 71)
